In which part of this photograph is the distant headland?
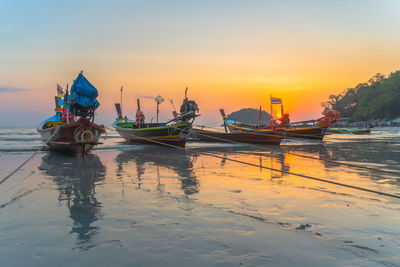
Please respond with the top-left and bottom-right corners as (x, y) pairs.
(227, 108), (272, 125)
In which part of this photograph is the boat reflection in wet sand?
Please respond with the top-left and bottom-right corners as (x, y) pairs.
(39, 152), (106, 247)
(116, 147), (199, 195)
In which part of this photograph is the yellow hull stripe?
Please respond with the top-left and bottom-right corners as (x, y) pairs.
(115, 123), (188, 131)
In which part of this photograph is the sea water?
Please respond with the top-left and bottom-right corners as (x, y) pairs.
(0, 127), (400, 266)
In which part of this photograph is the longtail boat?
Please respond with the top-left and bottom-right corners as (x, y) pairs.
(221, 109), (333, 140)
(113, 88), (199, 147)
(218, 96), (341, 140)
(37, 72), (105, 155)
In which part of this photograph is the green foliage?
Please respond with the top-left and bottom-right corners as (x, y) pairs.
(322, 71), (400, 121)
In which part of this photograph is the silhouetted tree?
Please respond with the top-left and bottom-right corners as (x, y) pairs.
(321, 71), (400, 121)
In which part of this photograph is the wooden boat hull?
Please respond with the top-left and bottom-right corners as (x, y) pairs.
(37, 119), (105, 155)
(283, 126), (328, 140)
(225, 119), (327, 140)
(114, 122), (191, 148)
(191, 129), (283, 145)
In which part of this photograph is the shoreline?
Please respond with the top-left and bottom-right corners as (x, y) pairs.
(1, 136), (400, 265)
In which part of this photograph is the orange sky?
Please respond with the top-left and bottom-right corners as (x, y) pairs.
(1, 1), (400, 126)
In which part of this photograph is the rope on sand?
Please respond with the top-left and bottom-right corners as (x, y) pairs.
(106, 126), (400, 200)
(0, 126), (61, 186)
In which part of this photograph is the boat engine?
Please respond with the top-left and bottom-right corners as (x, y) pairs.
(135, 99), (145, 125)
(179, 87), (199, 122)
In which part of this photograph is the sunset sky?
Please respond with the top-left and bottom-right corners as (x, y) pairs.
(1, 0), (400, 127)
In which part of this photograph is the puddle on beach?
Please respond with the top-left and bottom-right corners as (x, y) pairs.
(1, 135), (400, 266)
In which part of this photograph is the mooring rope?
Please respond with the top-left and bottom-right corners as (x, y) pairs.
(106, 126), (400, 200)
(0, 126), (61, 185)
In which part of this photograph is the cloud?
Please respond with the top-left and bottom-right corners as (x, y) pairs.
(0, 27), (10, 33)
(0, 86), (30, 93)
(0, 24), (12, 33)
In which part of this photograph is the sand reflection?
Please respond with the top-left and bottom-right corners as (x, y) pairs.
(39, 153), (106, 248)
(116, 147), (199, 195)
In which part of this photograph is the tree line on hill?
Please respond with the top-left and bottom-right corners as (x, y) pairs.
(322, 70), (400, 121)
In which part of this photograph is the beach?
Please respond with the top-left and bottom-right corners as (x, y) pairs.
(1, 128), (400, 266)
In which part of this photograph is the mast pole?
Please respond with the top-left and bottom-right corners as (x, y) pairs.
(66, 84), (70, 124)
(120, 86), (123, 114)
(270, 94), (272, 119)
(156, 102), (159, 123)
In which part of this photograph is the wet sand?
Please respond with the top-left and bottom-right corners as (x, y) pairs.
(1, 134), (400, 266)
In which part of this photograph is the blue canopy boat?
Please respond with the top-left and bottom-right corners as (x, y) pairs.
(37, 72), (105, 155)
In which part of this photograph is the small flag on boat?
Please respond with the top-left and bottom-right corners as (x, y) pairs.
(270, 97), (282, 104)
(57, 84), (64, 96)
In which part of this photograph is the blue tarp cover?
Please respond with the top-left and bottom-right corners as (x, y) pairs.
(70, 73), (99, 108)
(37, 114), (61, 130)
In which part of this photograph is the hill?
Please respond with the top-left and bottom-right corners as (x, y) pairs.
(227, 108), (272, 125)
(322, 71), (400, 121)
